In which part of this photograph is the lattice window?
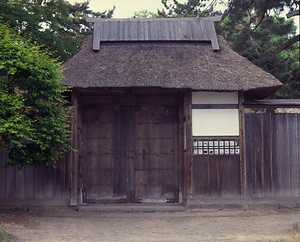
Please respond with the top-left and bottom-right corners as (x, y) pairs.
(193, 137), (240, 156)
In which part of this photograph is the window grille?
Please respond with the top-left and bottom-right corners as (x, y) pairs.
(193, 137), (240, 156)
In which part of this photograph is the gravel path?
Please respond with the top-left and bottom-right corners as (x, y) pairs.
(1, 207), (300, 241)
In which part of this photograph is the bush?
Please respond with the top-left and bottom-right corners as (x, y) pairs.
(0, 24), (69, 167)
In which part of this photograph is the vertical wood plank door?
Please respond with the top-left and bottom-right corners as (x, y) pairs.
(81, 106), (126, 203)
(134, 106), (179, 203)
(81, 105), (179, 204)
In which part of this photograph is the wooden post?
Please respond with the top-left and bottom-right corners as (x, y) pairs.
(70, 88), (79, 206)
(238, 91), (247, 197)
(184, 91), (193, 203)
(178, 103), (184, 204)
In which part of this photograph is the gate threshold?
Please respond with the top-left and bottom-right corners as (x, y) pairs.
(78, 203), (186, 212)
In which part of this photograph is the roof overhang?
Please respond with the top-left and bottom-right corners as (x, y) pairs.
(244, 99), (300, 108)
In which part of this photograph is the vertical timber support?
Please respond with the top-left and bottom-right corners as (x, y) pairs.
(70, 88), (79, 206)
(178, 102), (184, 204)
(238, 91), (246, 197)
(184, 92), (193, 204)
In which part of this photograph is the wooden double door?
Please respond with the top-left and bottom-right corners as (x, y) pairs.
(81, 105), (179, 203)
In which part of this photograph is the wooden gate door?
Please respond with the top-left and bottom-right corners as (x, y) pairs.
(81, 105), (179, 203)
(81, 106), (126, 203)
(133, 106), (179, 203)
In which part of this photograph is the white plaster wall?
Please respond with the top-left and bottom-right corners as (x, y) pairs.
(192, 91), (239, 136)
(192, 109), (239, 136)
(192, 91), (238, 104)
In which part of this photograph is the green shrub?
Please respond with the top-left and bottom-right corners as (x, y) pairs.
(0, 23), (69, 167)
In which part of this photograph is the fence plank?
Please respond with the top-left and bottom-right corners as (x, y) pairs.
(0, 148), (6, 200)
(262, 113), (272, 196)
(5, 165), (16, 200)
(245, 113), (300, 199)
(289, 114), (299, 196)
(62, 154), (70, 199)
(245, 114), (254, 197)
(44, 166), (54, 199)
(24, 166), (34, 200)
(278, 115), (290, 196)
(253, 114), (263, 197)
(54, 157), (64, 200)
(15, 168), (25, 200)
(33, 166), (44, 200)
(208, 160), (219, 196)
(271, 115), (280, 196)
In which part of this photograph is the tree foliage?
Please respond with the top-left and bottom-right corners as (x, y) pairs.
(0, 23), (69, 167)
(220, 0), (299, 98)
(157, 0), (300, 98)
(133, 10), (158, 18)
(158, 0), (221, 17)
(0, 0), (114, 62)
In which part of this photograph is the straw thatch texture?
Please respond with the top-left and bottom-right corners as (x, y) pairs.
(63, 35), (281, 98)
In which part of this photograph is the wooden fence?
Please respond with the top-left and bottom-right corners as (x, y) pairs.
(0, 112), (299, 205)
(0, 148), (70, 205)
(191, 112), (300, 200)
(192, 137), (241, 197)
(245, 113), (300, 198)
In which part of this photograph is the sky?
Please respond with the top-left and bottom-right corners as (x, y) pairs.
(68, 0), (167, 18)
(68, 0), (299, 32)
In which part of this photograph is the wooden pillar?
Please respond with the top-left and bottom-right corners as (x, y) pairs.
(183, 91), (193, 203)
(70, 88), (79, 206)
(238, 91), (247, 197)
(178, 102), (184, 204)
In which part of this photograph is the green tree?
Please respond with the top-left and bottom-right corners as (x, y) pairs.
(157, 0), (300, 98)
(285, 1), (300, 48)
(0, 0), (114, 62)
(0, 23), (69, 167)
(220, 0), (299, 98)
(133, 10), (158, 18)
(157, 0), (220, 17)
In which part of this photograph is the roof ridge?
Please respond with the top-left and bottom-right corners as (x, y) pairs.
(87, 17), (222, 51)
(87, 16), (222, 22)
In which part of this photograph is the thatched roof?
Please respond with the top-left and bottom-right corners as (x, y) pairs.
(62, 35), (282, 99)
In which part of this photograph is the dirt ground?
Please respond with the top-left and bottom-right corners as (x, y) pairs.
(1, 207), (300, 242)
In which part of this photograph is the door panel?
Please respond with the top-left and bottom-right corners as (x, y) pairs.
(81, 106), (126, 203)
(134, 106), (179, 202)
(81, 105), (179, 203)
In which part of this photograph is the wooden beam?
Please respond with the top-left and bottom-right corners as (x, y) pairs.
(93, 22), (101, 50)
(238, 91), (247, 197)
(70, 89), (79, 206)
(206, 20), (220, 51)
(178, 103), (185, 204)
(86, 16), (222, 22)
(183, 92), (193, 202)
(78, 96), (183, 105)
(192, 104), (239, 109)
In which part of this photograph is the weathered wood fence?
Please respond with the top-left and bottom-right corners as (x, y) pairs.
(0, 148), (70, 205)
(0, 112), (299, 205)
(245, 113), (300, 198)
(191, 112), (300, 200)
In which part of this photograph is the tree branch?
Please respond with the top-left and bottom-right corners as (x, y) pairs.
(253, 11), (265, 31)
(253, 1), (269, 31)
(282, 34), (300, 50)
(286, 10), (299, 18)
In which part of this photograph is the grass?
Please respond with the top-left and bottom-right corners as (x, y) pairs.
(0, 225), (16, 242)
